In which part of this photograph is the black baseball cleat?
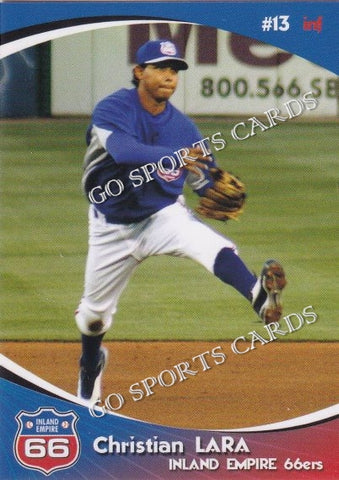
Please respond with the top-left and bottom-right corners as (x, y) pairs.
(77, 347), (108, 403)
(251, 259), (287, 324)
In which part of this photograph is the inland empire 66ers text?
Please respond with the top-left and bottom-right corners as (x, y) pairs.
(92, 434), (324, 472)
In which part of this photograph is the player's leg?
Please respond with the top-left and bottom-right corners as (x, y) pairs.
(76, 256), (139, 403)
(214, 249), (286, 323)
(140, 201), (286, 322)
(179, 208), (287, 324)
(76, 207), (139, 403)
(139, 201), (255, 295)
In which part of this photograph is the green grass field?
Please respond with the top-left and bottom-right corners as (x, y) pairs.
(1, 118), (338, 341)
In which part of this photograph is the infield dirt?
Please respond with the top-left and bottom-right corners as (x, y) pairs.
(1, 341), (337, 430)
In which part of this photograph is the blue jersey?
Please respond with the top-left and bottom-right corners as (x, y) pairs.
(83, 88), (213, 223)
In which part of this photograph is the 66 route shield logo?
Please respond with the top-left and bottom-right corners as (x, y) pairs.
(14, 407), (80, 475)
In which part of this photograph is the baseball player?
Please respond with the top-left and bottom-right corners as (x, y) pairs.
(76, 39), (286, 404)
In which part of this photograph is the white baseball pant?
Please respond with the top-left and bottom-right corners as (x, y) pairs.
(75, 200), (237, 336)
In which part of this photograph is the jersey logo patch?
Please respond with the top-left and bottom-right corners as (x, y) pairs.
(157, 168), (183, 182)
(160, 41), (177, 56)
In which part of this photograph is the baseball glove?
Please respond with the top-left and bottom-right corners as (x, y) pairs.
(196, 168), (246, 221)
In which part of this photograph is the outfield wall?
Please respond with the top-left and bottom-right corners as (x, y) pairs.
(51, 24), (338, 117)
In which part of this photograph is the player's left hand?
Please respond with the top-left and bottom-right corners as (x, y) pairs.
(196, 168), (246, 221)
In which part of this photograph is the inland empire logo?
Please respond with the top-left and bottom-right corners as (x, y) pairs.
(160, 41), (176, 56)
(157, 168), (183, 182)
(14, 407), (80, 475)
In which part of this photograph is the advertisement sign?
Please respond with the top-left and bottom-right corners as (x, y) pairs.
(51, 24), (337, 115)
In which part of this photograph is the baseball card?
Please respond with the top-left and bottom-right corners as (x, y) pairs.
(1, 1), (338, 478)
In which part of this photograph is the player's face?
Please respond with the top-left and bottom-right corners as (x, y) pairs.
(137, 63), (179, 103)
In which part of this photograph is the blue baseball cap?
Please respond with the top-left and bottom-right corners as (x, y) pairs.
(136, 40), (188, 70)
